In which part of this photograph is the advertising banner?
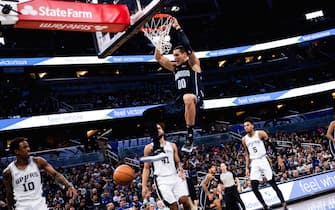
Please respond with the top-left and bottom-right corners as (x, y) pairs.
(15, 0), (130, 32)
(241, 171), (335, 209)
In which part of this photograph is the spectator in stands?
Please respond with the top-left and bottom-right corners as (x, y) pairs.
(106, 202), (116, 210)
(280, 172), (291, 183)
(156, 199), (169, 210)
(130, 195), (142, 209)
(242, 179), (252, 192)
(101, 189), (114, 206)
(53, 190), (65, 206)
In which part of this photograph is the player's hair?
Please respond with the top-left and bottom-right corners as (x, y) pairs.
(173, 45), (187, 53)
(157, 121), (165, 130)
(243, 117), (254, 125)
(10, 137), (28, 153)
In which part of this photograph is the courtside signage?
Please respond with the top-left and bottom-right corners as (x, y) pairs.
(15, 0), (130, 32)
(203, 80), (335, 110)
(0, 104), (163, 131)
(240, 170), (335, 209)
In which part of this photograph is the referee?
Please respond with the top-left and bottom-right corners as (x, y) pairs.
(220, 163), (246, 210)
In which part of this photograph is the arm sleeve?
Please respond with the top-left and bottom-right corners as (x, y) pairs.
(265, 140), (278, 156)
(176, 29), (193, 55)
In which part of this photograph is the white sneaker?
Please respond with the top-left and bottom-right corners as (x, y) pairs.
(181, 143), (194, 153)
(140, 152), (168, 162)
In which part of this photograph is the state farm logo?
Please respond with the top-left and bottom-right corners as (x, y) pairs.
(21, 5), (38, 16)
(20, 5), (93, 19)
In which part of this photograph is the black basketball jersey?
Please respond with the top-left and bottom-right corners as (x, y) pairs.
(174, 61), (204, 99)
(199, 173), (218, 209)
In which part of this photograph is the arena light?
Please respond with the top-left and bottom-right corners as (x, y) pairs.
(38, 72), (47, 79)
(277, 103), (285, 110)
(218, 60), (227, 67)
(235, 111), (245, 117)
(76, 70), (88, 77)
(171, 6), (180, 12)
(305, 10), (324, 20)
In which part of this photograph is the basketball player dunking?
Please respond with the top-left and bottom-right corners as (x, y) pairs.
(3, 137), (77, 210)
(242, 118), (287, 210)
(154, 16), (204, 153)
(326, 120), (335, 158)
(141, 122), (195, 210)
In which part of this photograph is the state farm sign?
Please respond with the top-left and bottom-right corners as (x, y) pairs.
(21, 5), (93, 19)
(14, 0), (130, 32)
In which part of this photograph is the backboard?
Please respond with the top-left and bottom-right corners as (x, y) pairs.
(94, 0), (167, 58)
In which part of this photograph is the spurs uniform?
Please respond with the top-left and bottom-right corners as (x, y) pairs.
(174, 61), (204, 104)
(244, 131), (273, 181)
(152, 142), (189, 204)
(7, 157), (47, 210)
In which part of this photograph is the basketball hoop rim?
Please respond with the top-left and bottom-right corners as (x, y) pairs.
(152, 13), (173, 19)
(140, 13), (173, 33)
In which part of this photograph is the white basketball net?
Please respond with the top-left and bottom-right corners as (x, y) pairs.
(142, 14), (173, 54)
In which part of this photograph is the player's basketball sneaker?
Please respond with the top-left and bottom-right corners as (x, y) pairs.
(181, 135), (194, 153)
(140, 147), (168, 162)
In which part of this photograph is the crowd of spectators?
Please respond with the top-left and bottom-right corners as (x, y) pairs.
(1, 65), (334, 120)
(1, 124), (333, 210)
(1, 37), (334, 119)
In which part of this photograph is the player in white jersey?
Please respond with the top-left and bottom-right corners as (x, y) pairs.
(326, 120), (335, 158)
(3, 137), (77, 210)
(241, 118), (287, 210)
(141, 122), (195, 210)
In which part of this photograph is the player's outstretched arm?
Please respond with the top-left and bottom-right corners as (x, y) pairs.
(327, 121), (335, 143)
(241, 137), (250, 177)
(172, 17), (201, 72)
(3, 168), (14, 210)
(260, 131), (285, 171)
(34, 157), (77, 197)
(141, 144), (152, 199)
(154, 48), (175, 72)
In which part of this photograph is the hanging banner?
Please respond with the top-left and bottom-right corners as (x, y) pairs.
(14, 0), (130, 32)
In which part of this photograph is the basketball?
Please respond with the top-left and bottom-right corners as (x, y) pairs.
(113, 164), (135, 186)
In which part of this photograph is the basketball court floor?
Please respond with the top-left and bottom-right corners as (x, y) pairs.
(273, 192), (335, 210)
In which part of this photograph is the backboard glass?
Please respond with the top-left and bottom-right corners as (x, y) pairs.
(94, 0), (166, 58)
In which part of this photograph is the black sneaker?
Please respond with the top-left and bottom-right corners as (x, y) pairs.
(181, 135), (194, 153)
(140, 147), (168, 162)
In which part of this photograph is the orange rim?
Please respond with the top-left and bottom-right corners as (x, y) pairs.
(140, 14), (172, 33)
(152, 13), (172, 19)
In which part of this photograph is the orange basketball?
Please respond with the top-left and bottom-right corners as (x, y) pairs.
(113, 164), (135, 186)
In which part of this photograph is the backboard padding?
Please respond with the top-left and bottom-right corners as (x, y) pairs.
(94, 0), (166, 58)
